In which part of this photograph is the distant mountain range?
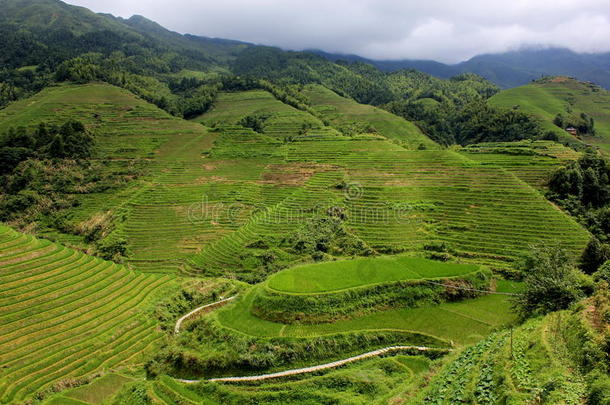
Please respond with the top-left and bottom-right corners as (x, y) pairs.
(312, 48), (610, 89)
(3, 0), (610, 91)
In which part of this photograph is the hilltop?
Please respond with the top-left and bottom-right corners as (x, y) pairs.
(489, 77), (610, 153)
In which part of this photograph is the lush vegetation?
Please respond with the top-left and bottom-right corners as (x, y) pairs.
(489, 77), (610, 153)
(267, 256), (480, 293)
(0, 225), (173, 404)
(512, 245), (589, 319)
(1, 1), (609, 404)
(547, 151), (610, 274)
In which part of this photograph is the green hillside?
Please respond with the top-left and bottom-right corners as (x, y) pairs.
(0, 83), (214, 264)
(209, 271), (511, 346)
(0, 79), (596, 404)
(302, 84), (438, 149)
(459, 140), (581, 188)
(388, 303), (609, 404)
(182, 86), (589, 281)
(0, 0), (247, 70)
(2, 2), (610, 404)
(0, 225), (173, 404)
(489, 77), (610, 153)
(267, 256), (479, 293)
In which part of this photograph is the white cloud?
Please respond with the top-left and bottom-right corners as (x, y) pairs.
(64, 0), (610, 63)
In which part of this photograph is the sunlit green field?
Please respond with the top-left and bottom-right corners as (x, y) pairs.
(214, 280), (519, 346)
(268, 255), (480, 293)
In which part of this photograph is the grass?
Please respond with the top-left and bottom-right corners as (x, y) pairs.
(213, 280), (519, 346)
(0, 81), (596, 404)
(397, 310), (589, 404)
(282, 290), (515, 346)
(44, 397), (90, 405)
(182, 85), (590, 280)
(147, 355), (430, 405)
(459, 140), (581, 188)
(0, 83), (213, 271)
(193, 90), (322, 132)
(0, 82), (588, 277)
(267, 255), (480, 293)
(0, 77), (597, 404)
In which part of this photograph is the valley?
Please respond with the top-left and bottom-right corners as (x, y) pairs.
(0, 1), (609, 404)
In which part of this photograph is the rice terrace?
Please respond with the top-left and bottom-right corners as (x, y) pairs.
(1, 0), (610, 404)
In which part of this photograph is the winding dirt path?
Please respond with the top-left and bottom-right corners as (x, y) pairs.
(173, 295), (450, 384)
(177, 345), (449, 383)
(174, 296), (236, 334)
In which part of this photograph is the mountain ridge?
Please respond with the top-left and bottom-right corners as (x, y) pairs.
(3, 0), (610, 90)
(313, 47), (610, 89)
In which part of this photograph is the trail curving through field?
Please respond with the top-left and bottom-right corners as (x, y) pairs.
(173, 294), (451, 384)
(174, 296), (236, 334)
(177, 345), (450, 383)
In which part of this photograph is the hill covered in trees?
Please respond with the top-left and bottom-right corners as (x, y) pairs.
(317, 47), (610, 90)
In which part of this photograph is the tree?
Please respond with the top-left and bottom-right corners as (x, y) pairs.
(238, 114), (269, 133)
(1, 126), (34, 148)
(581, 238), (610, 274)
(47, 134), (66, 158)
(593, 260), (610, 284)
(513, 245), (584, 319)
(553, 113), (564, 128)
(549, 151), (610, 209)
(0, 147), (31, 174)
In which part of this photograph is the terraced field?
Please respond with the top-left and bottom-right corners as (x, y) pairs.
(0, 83), (212, 254)
(213, 279), (518, 347)
(267, 255), (480, 293)
(0, 225), (173, 404)
(459, 140), (581, 188)
(303, 84), (438, 149)
(0, 81), (596, 404)
(393, 311), (589, 404)
(0, 83), (203, 160)
(1, 83), (587, 276)
(123, 355), (431, 405)
(121, 90), (339, 274)
(188, 128), (589, 274)
(193, 90), (324, 139)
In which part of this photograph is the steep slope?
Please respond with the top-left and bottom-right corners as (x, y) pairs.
(0, 81), (590, 276)
(389, 304), (609, 404)
(0, 225), (173, 403)
(302, 84), (438, 149)
(119, 15), (250, 67)
(0, 0), (247, 71)
(0, 83), (212, 259)
(0, 0), (132, 34)
(489, 77), (610, 153)
(186, 85), (589, 279)
(459, 140), (581, 188)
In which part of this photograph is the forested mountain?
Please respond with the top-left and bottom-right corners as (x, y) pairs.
(0, 0), (249, 69)
(316, 47), (610, 89)
(2, 0), (537, 148)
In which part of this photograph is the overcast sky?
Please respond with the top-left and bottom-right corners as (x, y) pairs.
(65, 0), (610, 63)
